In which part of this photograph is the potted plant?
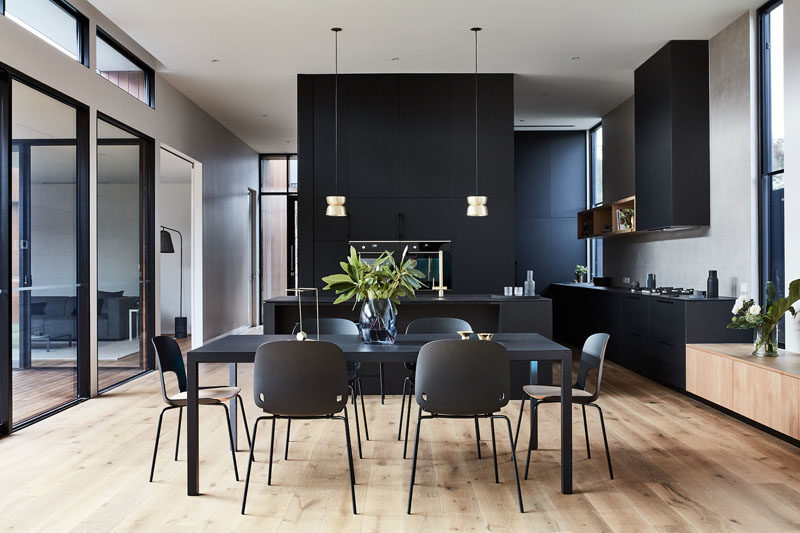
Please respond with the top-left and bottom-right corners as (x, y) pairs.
(574, 265), (588, 284)
(322, 246), (425, 344)
(727, 279), (800, 356)
(619, 208), (635, 231)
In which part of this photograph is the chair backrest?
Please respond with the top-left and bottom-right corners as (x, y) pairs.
(292, 318), (359, 335)
(405, 317), (472, 334)
(415, 339), (509, 415)
(152, 336), (187, 404)
(253, 340), (349, 416)
(575, 333), (611, 402)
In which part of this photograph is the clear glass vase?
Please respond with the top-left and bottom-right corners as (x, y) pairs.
(359, 298), (397, 345)
(753, 325), (779, 357)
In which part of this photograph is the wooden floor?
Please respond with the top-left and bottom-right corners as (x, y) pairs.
(1, 342), (800, 532)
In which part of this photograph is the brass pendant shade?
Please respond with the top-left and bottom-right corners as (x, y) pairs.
(326, 27), (346, 217)
(466, 27), (488, 217)
(325, 195), (347, 217)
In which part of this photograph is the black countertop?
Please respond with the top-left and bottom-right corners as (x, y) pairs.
(551, 282), (737, 302)
(265, 293), (549, 305)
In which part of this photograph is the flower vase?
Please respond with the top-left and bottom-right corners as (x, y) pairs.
(753, 325), (779, 357)
(359, 298), (397, 345)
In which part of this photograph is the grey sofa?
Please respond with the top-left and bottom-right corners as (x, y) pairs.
(30, 292), (139, 341)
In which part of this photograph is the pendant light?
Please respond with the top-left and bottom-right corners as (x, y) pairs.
(466, 27), (488, 217)
(326, 27), (347, 217)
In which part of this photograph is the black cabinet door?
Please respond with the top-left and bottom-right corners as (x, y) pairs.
(313, 241), (348, 288)
(621, 294), (649, 334)
(649, 298), (686, 345)
(312, 197), (349, 241)
(651, 340), (685, 389)
(398, 197), (452, 241)
(347, 197), (399, 241)
(621, 329), (652, 377)
(398, 76), (452, 197)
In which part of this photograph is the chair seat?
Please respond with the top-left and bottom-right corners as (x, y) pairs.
(168, 386), (241, 406)
(522, 385), (593, 403)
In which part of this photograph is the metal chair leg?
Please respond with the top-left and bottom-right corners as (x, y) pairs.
(592, 403), (614, 479)
(149, 406), (173, 482)
(582, 404), (591, 459)
(342, 407), (357, 514)
(490, 416), (499, 483)
(379, 362), (385, 404)
(474, 416), (482, 459)
(241, 417), (263, 514)
(268, 417), (276, 485)
(357, 378), (369, 441)
(524, 401), (538, 480)
(514, 397), (526, 449)
(349, 385), (363, 459)
(403, 382), (413, 458)
(174, 407), (182, 461)
(284, 419), (291, 460)
(221, 403), (240, 481)
(237, 394), (252, 450)
(398, 377), (409, 440)
(407, 409), (423, 514)
(497, 415), (524, 513)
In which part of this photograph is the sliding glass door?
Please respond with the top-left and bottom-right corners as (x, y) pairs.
(97, 115), (153, 391)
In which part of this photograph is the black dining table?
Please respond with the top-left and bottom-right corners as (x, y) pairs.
(185, 333), (574, 496)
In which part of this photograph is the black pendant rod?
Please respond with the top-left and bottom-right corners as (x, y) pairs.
(332, 27), (341, 194)
(472, 27), (481, 196)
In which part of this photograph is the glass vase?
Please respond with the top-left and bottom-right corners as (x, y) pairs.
(359, 298), (397, 345)
(753, 325), (779, 357)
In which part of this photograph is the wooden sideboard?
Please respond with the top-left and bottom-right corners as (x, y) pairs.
(686, 344), (800, 440)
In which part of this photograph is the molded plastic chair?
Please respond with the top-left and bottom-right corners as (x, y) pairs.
(149, 336), (251, 482)
(291, 318), (367, 458)
(399, 317), (474, 458)
(241, 340), (357, 514)
(514, 333), (613, 480)
(407, 339), (523, 514)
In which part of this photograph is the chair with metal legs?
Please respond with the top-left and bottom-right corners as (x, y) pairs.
(241, 340), (357, 515)
(513, 333), (613, 480)
(149, 336), (251, 482)
(407, 339), (523, 514)
(290, 318), (366, 458)
(399, 317), (478, 459)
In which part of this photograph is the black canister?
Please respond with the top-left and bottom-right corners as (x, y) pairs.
(706, 270), (719, 298)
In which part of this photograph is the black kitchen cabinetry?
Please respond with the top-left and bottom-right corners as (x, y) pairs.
(551, 284), (749, 390)
(634, 40), (709, 231)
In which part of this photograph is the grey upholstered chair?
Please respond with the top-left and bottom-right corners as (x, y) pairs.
(291, 318), (367, 458)
(407, 339), (523, 514)
(514, 333), (613, 480)
(400, 317), (474, 458)
(241, 340), (357, 515)
(150, 336), (251, 482)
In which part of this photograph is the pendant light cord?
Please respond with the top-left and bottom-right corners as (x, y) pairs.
(334, 28), (339, 194)
(473, 28), (479, 196)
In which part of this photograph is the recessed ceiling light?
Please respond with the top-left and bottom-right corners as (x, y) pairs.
(286, 140), (291, 143)
(390, 57), (400, 61)
(540, 93), (549, 97)
(570, 56), (581, 60)
(211, 58), (221, 63)
(262, 114), (269, 118)
(519, 119), (526, 122)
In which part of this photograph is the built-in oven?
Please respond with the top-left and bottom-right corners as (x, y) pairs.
(348, 240), (452, 290)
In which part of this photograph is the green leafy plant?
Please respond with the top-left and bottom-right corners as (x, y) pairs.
(574, 265), (588, 282)
(322, 246), (425, 307)
(728, 279), (800, 355)
(620, 208), (635, 228)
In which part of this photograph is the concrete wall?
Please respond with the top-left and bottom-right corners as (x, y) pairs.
(784, 2), (800, 352)
(0, 1), (259, 341)
(602, 13), (757, 297)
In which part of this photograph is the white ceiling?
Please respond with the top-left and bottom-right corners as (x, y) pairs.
(87, 0), (762, 153)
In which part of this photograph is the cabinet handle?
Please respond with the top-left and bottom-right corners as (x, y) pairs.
(656, 300), (674, 305)
(657, 340), (675, 347)
(625, 296), (641, 300)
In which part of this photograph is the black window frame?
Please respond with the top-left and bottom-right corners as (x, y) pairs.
(588, 122), (603, 278)
(96, 27), (156, 108)
(0, 62), (91, 434)
(1, 0), (90, 68)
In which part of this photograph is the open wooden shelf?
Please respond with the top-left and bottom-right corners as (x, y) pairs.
(578, 195), (636, 239)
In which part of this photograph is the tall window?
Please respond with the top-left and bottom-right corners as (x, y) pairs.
(3, 0), (88, 66)
(260, 155), (298, 308)
(759, 0), (784, 341)
(589, 124), (603, 277)
(96, 28), (155, 107)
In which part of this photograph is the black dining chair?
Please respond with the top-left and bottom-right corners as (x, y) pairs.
(399, 317), (475, 459)
(149, 336), (251, 482)
(241, 340), (357, 515)
(407, 339), (523, 514)
(291, 318), (367, 458)
(514, 333), (613, 480)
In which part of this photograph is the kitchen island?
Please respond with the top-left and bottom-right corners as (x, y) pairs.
(263, 293), (553, 395)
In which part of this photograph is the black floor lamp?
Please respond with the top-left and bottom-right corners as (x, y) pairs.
(160, 226), (187, 338)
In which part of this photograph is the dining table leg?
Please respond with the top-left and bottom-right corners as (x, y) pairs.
(560, 351), (573, 494)
(187, 358), (200, 495)
(229, 362), (238, 449)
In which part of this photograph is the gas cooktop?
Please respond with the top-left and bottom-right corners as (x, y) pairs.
(634, 287), (697, 297)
